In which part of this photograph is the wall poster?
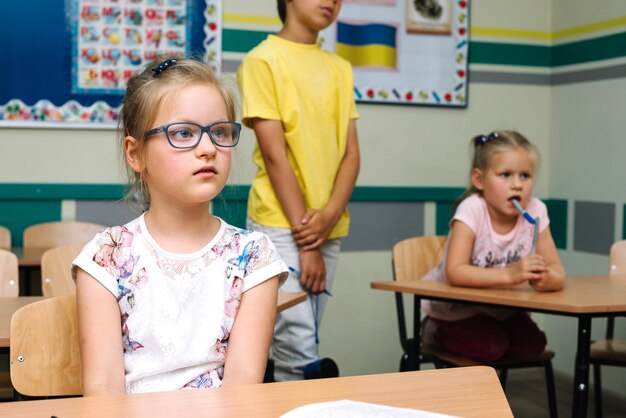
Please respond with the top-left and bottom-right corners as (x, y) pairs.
(322, 0), (469, 107)
(0, 0), (222, 128)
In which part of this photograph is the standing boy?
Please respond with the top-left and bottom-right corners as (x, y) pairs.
(237, 0), (360, 381)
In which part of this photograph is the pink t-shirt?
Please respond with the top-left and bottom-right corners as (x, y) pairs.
(422, 194), (549, 321)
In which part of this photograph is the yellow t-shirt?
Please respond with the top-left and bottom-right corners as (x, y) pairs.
(238, 35), (359, 239)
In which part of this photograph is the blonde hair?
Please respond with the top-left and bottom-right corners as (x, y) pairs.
(452, 130), (539, 213)
(119, 57), (239, 209)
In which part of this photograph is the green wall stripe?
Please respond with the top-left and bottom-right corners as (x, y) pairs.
(0, 183), (464, 201)
(0, 201), (62, 247)
(222, 28), (626, 69)
(435, 202), (454, 236)
(544, 199), (568, 250)
(552, 32), (626, 67)
(223, 28), (272, 53)
(469, 42), (551, 67)
(0, 184), (567, 250)
(0, 184), (126, 200)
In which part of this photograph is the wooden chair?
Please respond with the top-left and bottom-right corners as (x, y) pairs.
(0, 248), (19, 297)
(0, 225), (10, 248)
(41, 244), (84, 297)
(392, 236), (557, 418)
(22, 221), (105, 249)
(10, 294), (82, 397)
(0, 248), (19, 400)
(591, 240), (626, 418)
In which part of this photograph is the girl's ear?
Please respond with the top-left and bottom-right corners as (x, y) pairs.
(125, 136), (145, 173)
(471, 168), (484, 191)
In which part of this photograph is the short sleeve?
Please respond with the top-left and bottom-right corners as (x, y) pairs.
(240, 232), (288, 292)
(72, 225), (136, 298)
(237, 56), (282, 127)
(451, 194), (482, 235)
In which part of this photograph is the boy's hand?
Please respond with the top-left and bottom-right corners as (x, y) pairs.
(508, 254), (548, 285)
(299, 248), (326, 294)
(292, 208), (335, 250)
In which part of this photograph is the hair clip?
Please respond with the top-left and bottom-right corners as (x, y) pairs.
(151, 58), (178, 78)
(478, 131), (499, 145)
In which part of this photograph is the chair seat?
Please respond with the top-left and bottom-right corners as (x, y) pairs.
(591, 339), (626, 362)
(422, 344), (555, 368)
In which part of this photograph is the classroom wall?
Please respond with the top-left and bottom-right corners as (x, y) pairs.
(1, 0), (626, 401)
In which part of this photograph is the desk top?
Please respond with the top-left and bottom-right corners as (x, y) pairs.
(0, 366), (512, 417)
(372, 275), (626, 314)
(0, 292), (306, 348)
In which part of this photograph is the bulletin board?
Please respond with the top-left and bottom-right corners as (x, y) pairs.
(321, 0), (470, 107)
(0, 0), (223, 128)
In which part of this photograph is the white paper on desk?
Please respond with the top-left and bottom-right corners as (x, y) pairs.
(280, 400), (458, 418)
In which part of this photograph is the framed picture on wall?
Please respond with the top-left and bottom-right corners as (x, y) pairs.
(0, 0), (223, 128)
(406, 0), (452, 35)
(320, 0), (469, 107)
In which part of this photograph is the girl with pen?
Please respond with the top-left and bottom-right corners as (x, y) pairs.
(421, 131), (565, 362)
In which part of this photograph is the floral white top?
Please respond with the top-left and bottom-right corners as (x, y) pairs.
(72, 214), (288, 394)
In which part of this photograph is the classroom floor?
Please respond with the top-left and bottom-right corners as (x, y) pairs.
(506, 368), (626, 418)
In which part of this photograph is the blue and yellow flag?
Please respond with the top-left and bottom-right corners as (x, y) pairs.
(336, 21), (397, 69)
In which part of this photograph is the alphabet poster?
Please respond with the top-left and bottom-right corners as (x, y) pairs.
(0, 0), (221, 127)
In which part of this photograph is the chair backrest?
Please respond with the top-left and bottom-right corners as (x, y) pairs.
(41, 244), (84, 297)
(609, 240), (626, 275)
(0, 248), (19, 297)
(0, 225), (10, 248)
(10, 294), (82, 396)
(392, 236), (447, 282)
(23, 221), (105, 249)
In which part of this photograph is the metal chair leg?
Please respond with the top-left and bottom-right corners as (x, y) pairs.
(593, 362), (603, 418)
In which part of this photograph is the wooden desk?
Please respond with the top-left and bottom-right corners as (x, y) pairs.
(371, 275), (626, 418)
(0, 293), (305, 349)
(0, 366), (512, 417)
(277, 291), (307, 312)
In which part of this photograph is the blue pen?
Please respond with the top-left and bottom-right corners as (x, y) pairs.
(511, 199), (536, 225)
(512, 200), (539, 254)
(288, 266), (333, 296)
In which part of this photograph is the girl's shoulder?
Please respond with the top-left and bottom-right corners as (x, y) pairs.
(455, 193), (484, 215)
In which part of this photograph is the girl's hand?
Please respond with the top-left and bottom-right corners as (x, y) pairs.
(292, 208), (335, 250)
(509, 254), (548, 284)
(298, 248), (326, 294)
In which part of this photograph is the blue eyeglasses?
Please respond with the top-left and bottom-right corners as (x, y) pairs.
(144, 121), (241, 149)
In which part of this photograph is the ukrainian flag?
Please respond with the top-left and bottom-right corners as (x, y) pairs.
(336, 21), (397, 69)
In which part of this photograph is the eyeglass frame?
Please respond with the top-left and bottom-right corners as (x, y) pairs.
(143, 121), (242, 149)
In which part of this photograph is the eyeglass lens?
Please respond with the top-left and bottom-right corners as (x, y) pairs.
(166, 122), (240, 148)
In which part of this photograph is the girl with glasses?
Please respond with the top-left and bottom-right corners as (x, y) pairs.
(73, 58), (288, 396)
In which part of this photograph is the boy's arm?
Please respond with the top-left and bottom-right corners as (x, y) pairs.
(251, 118), (308, 228)
(292, 119), (360, 250)
(251, 118), (326, 292)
